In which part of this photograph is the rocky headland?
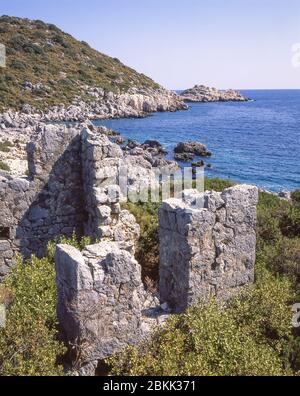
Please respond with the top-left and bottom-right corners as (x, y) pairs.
(0, 16), (187, 121)
(179, 84), (250, 102)
(18, 86), (187, 122)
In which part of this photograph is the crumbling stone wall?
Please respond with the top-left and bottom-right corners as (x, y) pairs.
(81, 128), (140, 254)
(0, 124), (85, 277)
(0, 124), (143, 278)
(55, 241), (156, 376)
(159, 185), (259, 312)
(55, 184), (259, 374)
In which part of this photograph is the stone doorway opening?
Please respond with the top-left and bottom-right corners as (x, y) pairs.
(0, 226), (10, 240)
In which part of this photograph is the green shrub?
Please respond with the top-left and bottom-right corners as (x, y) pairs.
(0, 161), (10, 171)
(257, 237), (300, 283)
(108, 264), (297, 376)
(11, 59), (26, 70)
(111, 186), (300, 376)
(34, 20), (47, 30)
(0, 254), (65, 376)
(257, 191), (300, 289)
(0, 234), (93, 376)
(291, 189), (300, 205)
(204, 177), (234, 191)
(0, 26), (9, 34)
(9, 34), (27, 51)
(23, 42), (44, 55)
(280, 206), (300, 238)
(0, 140), (13, 152)
(122, 201), (160, 282)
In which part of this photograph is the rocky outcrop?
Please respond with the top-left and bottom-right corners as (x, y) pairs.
(179, 85), (249, 102)
(0, 86), (187, 124)
(41, 87), (188, 122)
(174, 152), (195, 162)
(174, 141), (212, 162)
(159, 185), (258, 312)
(123, 138), (178, 171)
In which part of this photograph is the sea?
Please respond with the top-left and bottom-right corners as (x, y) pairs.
(95, 90), (300, 192)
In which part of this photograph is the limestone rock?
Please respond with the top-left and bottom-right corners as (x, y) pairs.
(174, 141), (212, 158)
(179, 85), (250, 102)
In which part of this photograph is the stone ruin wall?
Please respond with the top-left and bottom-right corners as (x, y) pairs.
(0, 124), (141, 278)
(159, 186), (258, 311)
(55, 242), (153, 375)
(0, 121), (259, 374)
(55, 184), (258, 375)
(81, 128), (140, 254)
(0, 124), (85, 277)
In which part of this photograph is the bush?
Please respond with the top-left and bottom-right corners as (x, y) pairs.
(257, 191), (300, 290)
(0, 234), (93, 376)
(23, 43), (44, 55)
(0, 254), (65, 376)
(108, 265), (297, 376)
(0, 25), (9, 34)
(0, 140), (13, 152)
(292, 189), (300, 205)
(0, 161), (10, 171)
(110, 186), (300, 376)
(280, 206), (300, 238)
(11, 60), (26, 71)
(204, 177), (234, 191)
(257, 237), (300, 284)
(53, 34), (70, 49)
(9, 34), (28, 51)
(122, 201), (160, 282)
(34, 20), (47, 30)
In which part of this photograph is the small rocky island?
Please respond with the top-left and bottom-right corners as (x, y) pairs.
(174, 141), (212, 161)
(179, 85), (250, 102)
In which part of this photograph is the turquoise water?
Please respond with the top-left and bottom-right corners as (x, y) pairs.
(95, 90), (300, 192)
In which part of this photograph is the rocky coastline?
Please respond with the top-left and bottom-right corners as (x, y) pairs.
(179, 84), (250, 102)
(0, 118), (292, 200)
(0, 86), (187, 124)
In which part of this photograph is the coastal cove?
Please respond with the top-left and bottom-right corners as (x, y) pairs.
(96, 89), (300, 192)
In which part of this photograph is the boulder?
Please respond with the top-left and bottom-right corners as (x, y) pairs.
(127, 139), (140, 149)
(174, 141), (211, 157)
(174, 152), (195, 162)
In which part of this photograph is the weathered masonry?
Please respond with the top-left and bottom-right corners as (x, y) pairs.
(55, 184), (258, 375)
(159, 186), (258, 312)
(0, 124), (139, 278)
(0, 121), (259, 375)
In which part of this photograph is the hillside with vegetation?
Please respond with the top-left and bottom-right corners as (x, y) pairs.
(0, 16), (160, 111)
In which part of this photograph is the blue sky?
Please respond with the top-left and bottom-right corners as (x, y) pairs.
(1, 0), (300, 89)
